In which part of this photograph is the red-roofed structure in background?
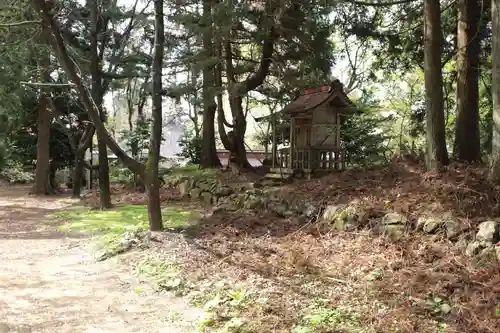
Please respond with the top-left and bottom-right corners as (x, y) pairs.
(256, 79), (356, 180)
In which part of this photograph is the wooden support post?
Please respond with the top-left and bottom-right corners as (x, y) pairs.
(271, 114), (277, 169)
(307, 149), (312, 170)
(336, 113), (341, 147)
(289, 119), (294, 169)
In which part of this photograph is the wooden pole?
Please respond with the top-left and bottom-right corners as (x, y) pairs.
(272, 114), (277, 169)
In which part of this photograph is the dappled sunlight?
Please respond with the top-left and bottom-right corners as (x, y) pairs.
(54, 204), (201, 237)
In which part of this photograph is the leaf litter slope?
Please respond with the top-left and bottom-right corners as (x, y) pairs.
(156, 161), (500, 333)
(0, 185), (202, 333)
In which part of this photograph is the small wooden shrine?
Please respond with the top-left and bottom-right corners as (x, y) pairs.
(259, 79), (356, 179)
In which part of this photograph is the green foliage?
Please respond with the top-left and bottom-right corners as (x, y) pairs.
(121, 119), (152, 159)
(109, 162), (134, 183)
(177, 130), (202, 164)
(292, 303), (372, 333)
(195, 284), (249, 333)
(0, 160), (34, 184)
(0, 140), (8, 169)
(341, 107), (394, 167)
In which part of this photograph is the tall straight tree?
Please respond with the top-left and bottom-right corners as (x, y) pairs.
(33, 27), (54, 195)
(90, 0), (112, 208)
(454, 0), (481, 162)
(200, 0), (221, 168)
(489, 0), (500, 181)
(423, 0), (449, 169)
(145, 0), (164, 230)
(31, 0), (164, 230)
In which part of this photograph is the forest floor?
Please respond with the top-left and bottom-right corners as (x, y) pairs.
(0, 185), (203, 333)
(2, 161), (500, 333)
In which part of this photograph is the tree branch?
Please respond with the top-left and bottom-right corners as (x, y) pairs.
(347, 0), (417, 6)
(241, 25), (278, 94)
(20, 81), (75, 87)
(31, 0), (145, 175)
(0, 20), (40, 27)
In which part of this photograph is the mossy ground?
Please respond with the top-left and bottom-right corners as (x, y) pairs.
(51, 204), (199, 250)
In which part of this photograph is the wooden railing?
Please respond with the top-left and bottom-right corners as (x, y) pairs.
(277, 147), (290, 168)
(278, 147), (345, 171)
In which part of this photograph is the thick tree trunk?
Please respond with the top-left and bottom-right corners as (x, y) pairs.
(33, 96), (53, 195)
(145, 0), (165, 231)
(222, 3), (277, 169)
(488, 0), (500, 181)
(228, 96), (252, 169)
(201, 103), (221, 168)
(423, 0), (449, 169)
(217, 101), (231, 150)
(96, 134), (112, 208)
(454, 0), (481, 162)
(72, 155), (85, 197)
(90, 0), (111, 208)
(215, 39), (232, 151)
(200, 0), (221, 169)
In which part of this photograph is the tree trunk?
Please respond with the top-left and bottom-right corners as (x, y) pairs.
(222, 1), (277, 169)
(33, 96), (53, 195)
(201, 103), (221, 168)
(91, 0), (111, 208)
(228, 96), (252, 169)
(200, 0), (221, 168)
(214, 37), (232, 151)
(488, 0), (500, 181)
(454, 0), (481, 162)
(72, 154), (85, 197)
(423, 0), (449, 169)
(96, 133), (111, 208)
(145, 0), (165, 232)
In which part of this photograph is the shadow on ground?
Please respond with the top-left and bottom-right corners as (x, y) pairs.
(0, 185), (84, 240)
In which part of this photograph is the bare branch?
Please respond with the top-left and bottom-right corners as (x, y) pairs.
(21, 81), (76, 87)
(347, 0), (417, 6)
(0, 20), (40, 27)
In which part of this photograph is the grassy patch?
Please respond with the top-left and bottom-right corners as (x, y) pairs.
(292, 302), (373, 333)
(52, 204), (199, 249)
(133, 256), (191, 296)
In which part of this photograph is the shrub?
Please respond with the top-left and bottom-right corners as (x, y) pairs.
(109, 164), (134, 183)
(178, 131), (202, 165)
(0, 160), (34, 184)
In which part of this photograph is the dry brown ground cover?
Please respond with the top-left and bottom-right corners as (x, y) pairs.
(86, 162), (500, 332)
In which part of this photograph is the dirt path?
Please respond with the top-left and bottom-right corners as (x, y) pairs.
(0, 186), (202, 333)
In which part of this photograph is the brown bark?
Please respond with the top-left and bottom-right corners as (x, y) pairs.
(423, 0), (449, 169)
(488, 0), (500, 181)
(454, 0), (481, 162)
(72, 154), (85, 197)
(200, 0), (221, 168)
(144, 0), (165, 231)
(90, 0), (112, 209)
(223, 1), (278, 169)
(33, 96), (53, 195)
(214, 37), (232, 150)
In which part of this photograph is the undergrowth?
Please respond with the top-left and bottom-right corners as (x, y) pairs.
(164, 164), (218, 185)
(133, 257), (188, 296)
(133, 256), (254, 333)
(292, 302), (373, 333)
